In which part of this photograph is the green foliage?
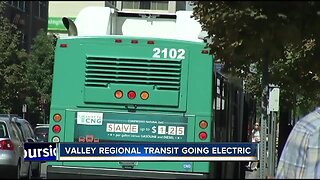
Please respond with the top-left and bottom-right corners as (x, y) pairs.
(0, 2), (55, 124)
(23, 30), (56, 122)
(0, 1), (28, 113)
(193, 1), (320, 110)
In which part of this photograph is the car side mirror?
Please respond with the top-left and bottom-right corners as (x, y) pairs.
(27, 138), (35, 143)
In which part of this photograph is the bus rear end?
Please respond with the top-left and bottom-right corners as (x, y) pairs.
(48, 36), (214, 179)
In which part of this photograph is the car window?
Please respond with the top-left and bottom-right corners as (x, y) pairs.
(34, 127), (49, 135)
(26, 122), (35, 138)
(0, 122), (8, 138)
(16, 122), (29, 141)
(11, 122), (24, 142)
(34, 127), (49, 142)
(22, 123), (32, 138)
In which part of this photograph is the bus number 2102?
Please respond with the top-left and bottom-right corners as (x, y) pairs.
(152, 48), (186, 59)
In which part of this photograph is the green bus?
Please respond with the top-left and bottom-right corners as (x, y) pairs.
(47, 32), (216, 178)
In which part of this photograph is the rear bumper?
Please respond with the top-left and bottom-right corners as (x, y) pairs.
(0, 151), (18, 166)
(47, 165), (208, 179)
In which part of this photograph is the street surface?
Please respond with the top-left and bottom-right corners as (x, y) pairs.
(245, 168), (259, 179)
(40, 163), (47, 179)
(40, 163), (261, 179)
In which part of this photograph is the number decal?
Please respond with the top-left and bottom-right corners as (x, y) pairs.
(168, 126), (176, 135)
(177, 127), (185, 136)
(177, 49), (186, 59)
(153, 48), (186, 59)
(169, 48), (178, 59)
(158, 126), (166, 135)
(152, 48), (161, 58)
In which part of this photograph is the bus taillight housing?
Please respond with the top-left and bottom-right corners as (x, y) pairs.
(199, 120), (208, 129)
(199, 132), (208, 140)
(53, 113), (62, 122)
(86, 135), (94, 142)
(52, 136), (60, 142)
(147, 40), (155, 44)
(53, 125), (61, 133)
(115, 39), (122, 43)
(128, 91), (137, 99)
(131, 40), (139, 44)
(115, 90), (123, 99)
(140, 91), (149, 100)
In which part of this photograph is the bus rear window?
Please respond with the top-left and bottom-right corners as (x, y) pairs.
(0, 122), (8, 138)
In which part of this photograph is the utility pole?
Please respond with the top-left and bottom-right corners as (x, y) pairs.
(259, 50), (270, 179)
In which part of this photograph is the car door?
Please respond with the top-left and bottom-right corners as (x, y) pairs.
(11, 122), (29, 177)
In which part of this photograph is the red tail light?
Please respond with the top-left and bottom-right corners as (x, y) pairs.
(131, 40), (139, 44)
(202, 49), (209, 54)
(147, 40), (155, 44)
(199, 132), (208, 140)
(53, 125), (61, 133)
(0, 140), (15, 150)
(115, 39), (123, 43)
(128, 91), (137, 99)
(60, 44), (68, 48)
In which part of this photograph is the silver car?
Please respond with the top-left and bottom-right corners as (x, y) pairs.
(15, 118), (42, 178)
(0, 116), (32, 178)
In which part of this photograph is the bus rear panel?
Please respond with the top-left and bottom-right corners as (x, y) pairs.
(48, 36), (214, 179)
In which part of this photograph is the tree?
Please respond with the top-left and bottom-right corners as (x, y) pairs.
(23, 30), (56, 124)
(0, 2), (56, 125)
(192, 1), (320, 170)
(192, 1), (320, 112)
(0, 2), (29, 114)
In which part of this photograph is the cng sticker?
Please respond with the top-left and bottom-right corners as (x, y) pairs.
(183, 162), (192, 170)
(77, 112), (103, 125)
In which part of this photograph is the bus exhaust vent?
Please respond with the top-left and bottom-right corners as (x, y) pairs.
(84, 56), (182, 91)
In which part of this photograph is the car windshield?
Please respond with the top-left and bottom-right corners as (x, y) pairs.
(0, 122), (8, 138)
(34, 127), (49, 142)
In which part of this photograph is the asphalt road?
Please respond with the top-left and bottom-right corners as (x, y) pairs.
(245, 168), (259, 179)
(41, 163), (261, 179)
(40, 163), (47, 179)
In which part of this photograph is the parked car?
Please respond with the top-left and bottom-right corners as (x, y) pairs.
(0, 116), (32, 179)
(34, 124), (49, 143)
(15, 118), (42, 178)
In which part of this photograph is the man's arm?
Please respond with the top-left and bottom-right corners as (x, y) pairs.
(275, 126), (309, 179)
(304, 128), (320, 178)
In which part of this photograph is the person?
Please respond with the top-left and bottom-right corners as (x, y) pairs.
(276, 107), (320, 179)
(246, 122), (261, 171)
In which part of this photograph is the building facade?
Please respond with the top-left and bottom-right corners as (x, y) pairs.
(4, 1), (49, 52)
(106, 1), (188, 13)
(48, 1), (190, 37)
(48, 1), (105, 37)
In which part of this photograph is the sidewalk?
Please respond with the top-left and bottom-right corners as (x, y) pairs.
(245, 168), (260, 179)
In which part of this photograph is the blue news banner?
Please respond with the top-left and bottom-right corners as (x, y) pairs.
(24, 142), (259, 162)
